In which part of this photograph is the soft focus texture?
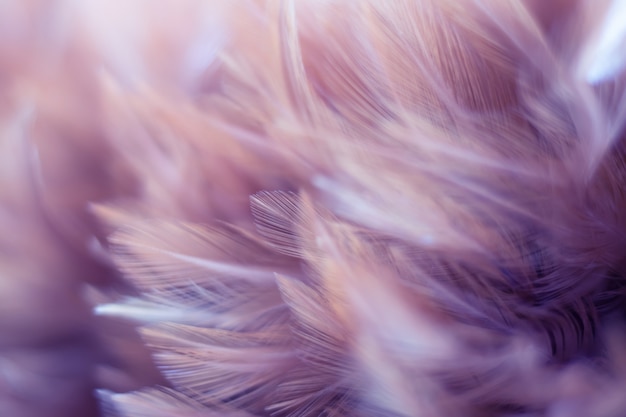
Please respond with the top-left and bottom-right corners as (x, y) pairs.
(1, 1), (626, 416)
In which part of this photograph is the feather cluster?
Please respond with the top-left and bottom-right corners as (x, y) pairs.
(2, 1), (626, 417)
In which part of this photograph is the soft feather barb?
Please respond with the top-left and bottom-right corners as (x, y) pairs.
(2, 0), (626, 416)
(92, 0), (626, 416)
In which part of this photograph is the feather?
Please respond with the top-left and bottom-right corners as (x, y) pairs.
(93, 0), (626, 414)
(98, 387), (255, 417)
(3, 0), (626, 417)
(580, 0), (626, 84)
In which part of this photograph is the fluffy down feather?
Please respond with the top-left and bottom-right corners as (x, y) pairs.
(1, 1), (626, 417)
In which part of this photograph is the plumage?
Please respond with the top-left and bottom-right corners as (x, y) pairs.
(1, 0), (626, 416)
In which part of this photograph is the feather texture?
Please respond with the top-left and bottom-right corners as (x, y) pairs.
(1, 0), (626, 417)
(91, 0), (626, 416)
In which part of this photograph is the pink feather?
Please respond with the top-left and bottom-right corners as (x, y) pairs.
(1, 1), (626, 417)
